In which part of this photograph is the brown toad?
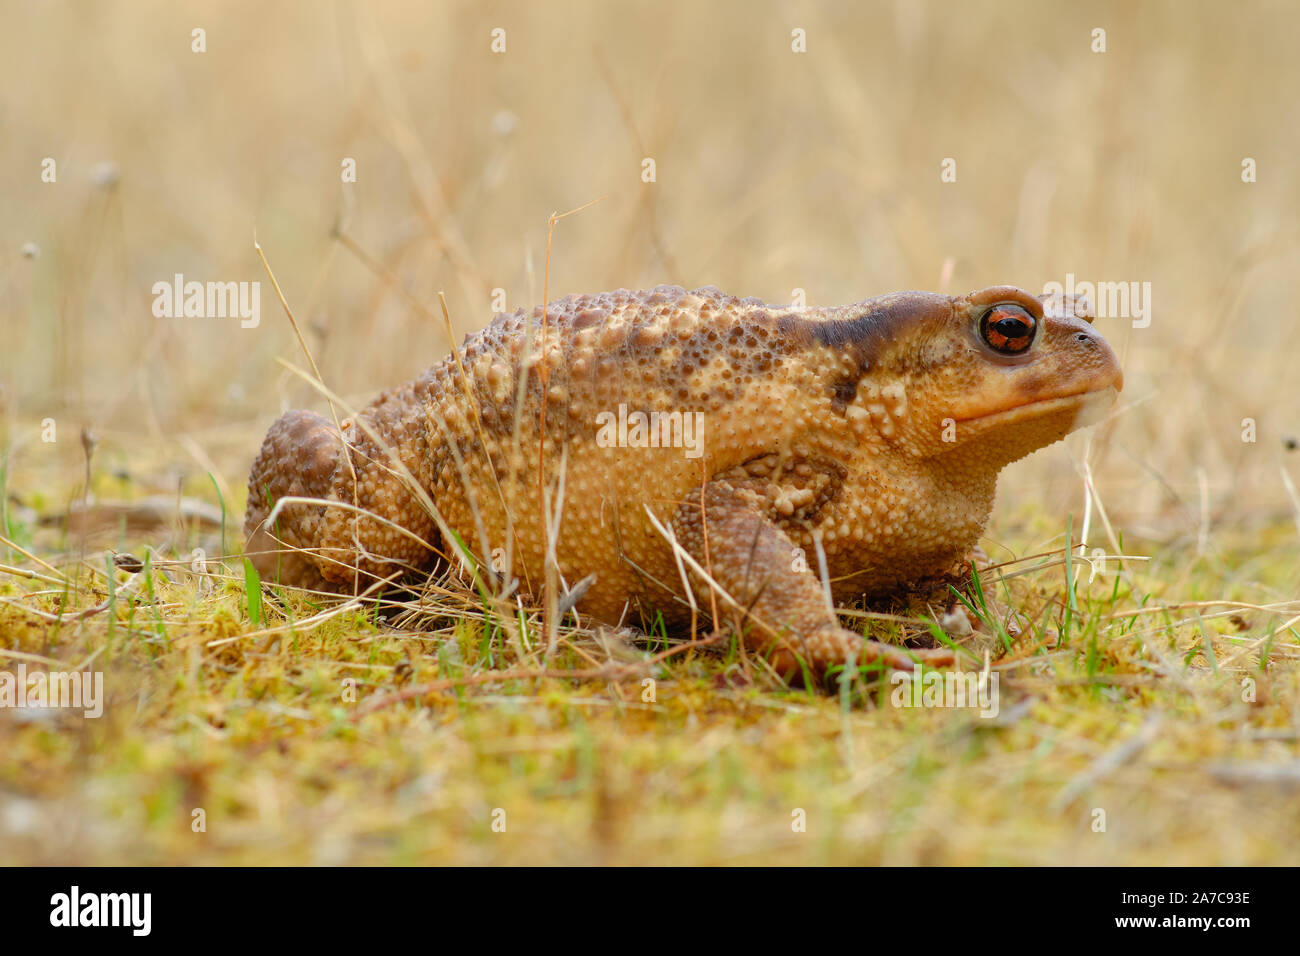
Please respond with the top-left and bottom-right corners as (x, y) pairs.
(244, 284), (1121, 682)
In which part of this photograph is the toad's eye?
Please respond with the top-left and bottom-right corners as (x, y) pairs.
(979, 303), (1037, 354)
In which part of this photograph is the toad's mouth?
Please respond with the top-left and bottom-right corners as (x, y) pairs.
(954, 385), (1121, 431)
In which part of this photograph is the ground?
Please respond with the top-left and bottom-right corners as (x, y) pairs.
(2, 442), (1297, 863)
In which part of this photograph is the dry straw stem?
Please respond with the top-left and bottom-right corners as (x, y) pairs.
(256, 232), (364, 593)
(536, 196), (607, 660)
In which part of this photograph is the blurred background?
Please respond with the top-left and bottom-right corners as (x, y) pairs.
(2, 0), (1298, 561)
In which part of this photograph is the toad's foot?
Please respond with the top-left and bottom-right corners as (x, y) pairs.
(764, 627), (956, 686)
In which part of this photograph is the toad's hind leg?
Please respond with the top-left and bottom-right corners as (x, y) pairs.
(669, 482), (952, 684)
(244, 406), (440, 593)
(244, 410), (343, 591)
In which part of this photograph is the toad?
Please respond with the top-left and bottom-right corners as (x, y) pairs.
(244, 284), (1121, 682)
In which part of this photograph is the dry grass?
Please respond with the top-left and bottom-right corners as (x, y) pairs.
(2, 0), (1299, 864)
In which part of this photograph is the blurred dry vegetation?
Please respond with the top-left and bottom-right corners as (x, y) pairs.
(1, 0), (1299, 864)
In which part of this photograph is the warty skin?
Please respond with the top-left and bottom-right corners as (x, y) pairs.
(245, 284), (1122, 682)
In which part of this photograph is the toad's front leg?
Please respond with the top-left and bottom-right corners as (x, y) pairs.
(669, 482), (953, 686)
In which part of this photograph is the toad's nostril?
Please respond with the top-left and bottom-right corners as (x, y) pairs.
(1074, 332), (1094, 346)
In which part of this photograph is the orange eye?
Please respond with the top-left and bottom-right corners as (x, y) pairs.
(980, 303), (1037, 354)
